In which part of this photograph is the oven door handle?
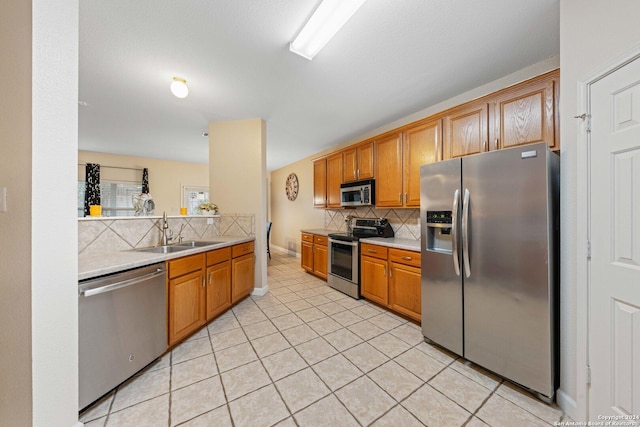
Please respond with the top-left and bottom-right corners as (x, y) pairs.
(328, 238), (358, 247)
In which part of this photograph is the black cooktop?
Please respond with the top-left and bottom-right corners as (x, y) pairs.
(328, 218), (394, 241)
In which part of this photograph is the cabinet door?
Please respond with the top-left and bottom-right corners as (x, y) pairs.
(444, 101), (489, 159)
(206, 260), (231, 321)
(232, 253), (255, 303)
(168, 270), (205, 346)
(403, 119), (441, 207)
(374, 133), (403, 207)
(361, 255), (388, 305)
(343, 148), (358, 182)
(389, 262), (421, 322)
(357, 142), (374, 179)
(301, 238), (314, 272)
(313, 159), (327, 207)
(492, 71), (558, 151)
(326, 152), (343, 208)
(313, 243), (328, 280)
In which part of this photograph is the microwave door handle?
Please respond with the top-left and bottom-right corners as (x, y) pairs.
(360, 188), (364, 204)
(451, 189), (460, 276)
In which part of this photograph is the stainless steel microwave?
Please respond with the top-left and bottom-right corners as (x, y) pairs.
(340, 179), (375, 207)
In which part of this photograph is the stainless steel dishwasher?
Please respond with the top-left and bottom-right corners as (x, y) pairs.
(78, 262), (167, 410)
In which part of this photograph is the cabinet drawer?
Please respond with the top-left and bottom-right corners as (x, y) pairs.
(361, 243), (388, 260)
(207, 246), (231, 266)
(389, 248), (421, 268)
(301, 233), (314, 243)
(232, 240), (255, 258)
(314, 235), (328, 246)
(168, 253), (205, 279)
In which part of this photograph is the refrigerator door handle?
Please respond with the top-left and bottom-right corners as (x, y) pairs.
(462, 188), (471, 278)
(451, 189), (461, 276)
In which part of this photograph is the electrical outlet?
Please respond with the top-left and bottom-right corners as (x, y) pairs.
(0, 187), (6, 212)
(207, 218), (213, 225)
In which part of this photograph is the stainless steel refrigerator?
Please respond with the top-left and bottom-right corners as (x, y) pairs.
(420, 142), (559, 401)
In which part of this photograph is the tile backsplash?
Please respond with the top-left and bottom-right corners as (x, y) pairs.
(78, 214), (255, 255)
(324, 208), (420, 240)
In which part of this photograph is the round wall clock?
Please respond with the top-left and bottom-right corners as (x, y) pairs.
(285, 173), (299, 201)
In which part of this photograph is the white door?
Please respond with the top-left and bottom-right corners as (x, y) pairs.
(590, 56), (640, 417)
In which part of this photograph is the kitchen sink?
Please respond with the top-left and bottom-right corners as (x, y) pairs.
(133, 245), (193, 254)
(175, 241), (223, 247)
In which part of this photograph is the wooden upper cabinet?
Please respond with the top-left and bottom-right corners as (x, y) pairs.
(343, 148), (357, 182)
(403, 119), (441, 207)
(313, 158), (327, 207)
(374, 133), (403, 207)
(326, 152), (343, 208)
(343, 142), (374, 182)
(491, 70), (559, 151)
(444, 101), (489, 159)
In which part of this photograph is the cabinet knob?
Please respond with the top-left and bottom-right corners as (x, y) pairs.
(401, 256), (412, 260)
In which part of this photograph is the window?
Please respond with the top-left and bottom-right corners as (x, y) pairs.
(182, 185), (209, 215)
(78, 181), (143, 217)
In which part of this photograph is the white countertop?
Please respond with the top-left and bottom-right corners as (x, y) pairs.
(300, 229), (338, 236)
(79, 236), (254, 281)
(300, 229), (420, 251)
(360, 237), (421, 251)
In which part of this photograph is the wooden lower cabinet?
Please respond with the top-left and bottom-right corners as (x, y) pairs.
(167, 241), (254, 347)
(301, 239), (314, 272)
(360, 244), (421, 322)
(232, 252), (255, 303)
(389, 262), (421, 322)
(301, 233), (328, 280)
(206, 260), (231, 320)
(168, 254), (206, 346)
(361, 255), (388, 305)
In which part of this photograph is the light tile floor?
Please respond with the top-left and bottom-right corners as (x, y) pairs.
(80, 250), (570, 427)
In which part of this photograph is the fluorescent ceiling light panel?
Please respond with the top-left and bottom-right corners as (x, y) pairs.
(290, 0), (367, 60)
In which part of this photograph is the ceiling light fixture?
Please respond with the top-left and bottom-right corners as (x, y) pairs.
(170, 77), (188, 98)
(290, 0), (367, 60)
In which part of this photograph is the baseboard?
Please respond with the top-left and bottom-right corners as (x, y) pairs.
(251, 285), (269, 297)
(556, 388), (578, 421)
(271, 244), (300, 258)
(73, 422), (85, 427)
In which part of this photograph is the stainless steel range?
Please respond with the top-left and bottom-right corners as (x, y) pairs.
(327, 218), (394, 299)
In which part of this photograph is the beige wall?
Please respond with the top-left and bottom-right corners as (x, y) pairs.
(209, 119), (267, 292)
(0, 1), (33, 424)
(78, 151), (209, 215)
(559, 0), (640, 419)
(269, 56), (560, 255)
(270, 157), (326, 254)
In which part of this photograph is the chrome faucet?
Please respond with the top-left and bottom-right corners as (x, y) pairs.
(161, 212), (186, 246)
(161, 212), (171, 246)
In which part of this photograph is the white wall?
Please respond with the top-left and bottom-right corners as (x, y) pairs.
(209, 119), (268, 293)
(31, 0), (80, 425)
(559, 0), (640, 420)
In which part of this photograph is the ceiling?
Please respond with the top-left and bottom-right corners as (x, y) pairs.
(78, 0), (559, 172)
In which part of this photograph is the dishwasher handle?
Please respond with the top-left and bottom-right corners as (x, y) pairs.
(80, 268), (165, 297)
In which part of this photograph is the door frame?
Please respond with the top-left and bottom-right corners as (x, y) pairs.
(577, 43), (640, 421)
